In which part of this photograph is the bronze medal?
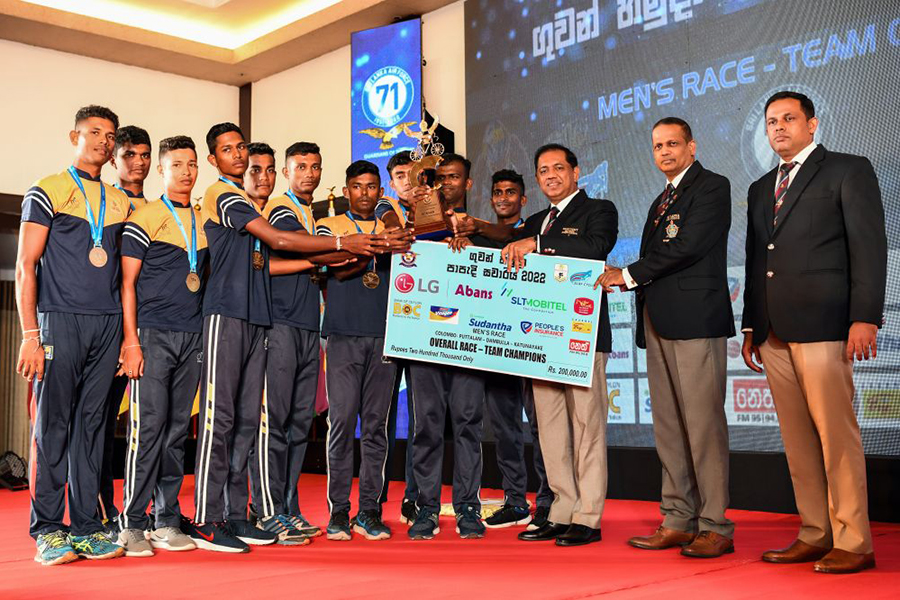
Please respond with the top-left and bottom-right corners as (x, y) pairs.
(89, 246), (108, 268)
(362, 271), (381, 289)
(186, 272), (201, 293)
(252, 251), (265, 271)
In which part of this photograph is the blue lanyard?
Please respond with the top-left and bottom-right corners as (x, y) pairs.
(114, 183), (141, 211)
(67, 166), (105, 248)
(345, 211), (377, 234)
(513, 217), (525, 228)
(398, 200), (408, 221)
(285, 189), (313, 233)
(219, 176), (261, 254)
(160, 195), (198, 274)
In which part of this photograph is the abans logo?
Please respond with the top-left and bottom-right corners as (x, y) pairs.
(455, 284), (492, 299)
(569, 339), (591, 354)
(394, 273), (415, 293)
(521, 321), (533, 334)
(429, 306), (460, 324)
(574, 297), (595, 315)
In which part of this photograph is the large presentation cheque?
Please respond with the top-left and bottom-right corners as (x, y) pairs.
(384, 241), (604, 387)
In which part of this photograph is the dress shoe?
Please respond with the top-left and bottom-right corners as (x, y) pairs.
(680, 531), (734, 558)
(555, 524), (601, 547)
(762, 539), (830, 564)
(518, 522), (568, 541)
(628, 526), (696, 550)
(813, 549), (876, 574)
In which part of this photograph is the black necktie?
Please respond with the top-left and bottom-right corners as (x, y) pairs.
(653, 183), (676, 227)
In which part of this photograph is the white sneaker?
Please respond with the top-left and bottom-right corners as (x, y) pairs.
(117, 528), (153, 557)
(150, 526), (197, 551)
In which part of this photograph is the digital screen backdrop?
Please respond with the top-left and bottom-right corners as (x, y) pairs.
(464, 0), (900, 454)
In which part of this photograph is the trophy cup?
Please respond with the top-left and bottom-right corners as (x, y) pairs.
(405, 117), (450, 240)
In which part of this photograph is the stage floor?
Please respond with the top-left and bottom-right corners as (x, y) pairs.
(1, 475), (897, 599)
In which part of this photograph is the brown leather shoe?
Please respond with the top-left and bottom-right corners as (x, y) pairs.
(680, 531), (734, 558)
(628, 526), (696, 550)
(762, 539), (831, 564)
(813, 549), (876, 574)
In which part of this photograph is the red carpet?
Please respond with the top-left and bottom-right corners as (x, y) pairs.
(1, 475), (897, 599)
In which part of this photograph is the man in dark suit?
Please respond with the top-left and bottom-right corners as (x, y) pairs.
(502, 143), (618, 547)
(597, 118), (735, 558)
(742, 91), (886, 574)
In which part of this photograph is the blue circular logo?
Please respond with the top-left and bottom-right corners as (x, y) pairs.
(362, 66), (415, 128)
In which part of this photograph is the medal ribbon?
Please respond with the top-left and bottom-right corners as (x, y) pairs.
(285, 189), (313, 233)
(345, 212), (377, 271)
(513, 217), (525, 228)
(160, 195), (198, 274)
(68, 166), (105, 249)
(218, 176), (262, 261)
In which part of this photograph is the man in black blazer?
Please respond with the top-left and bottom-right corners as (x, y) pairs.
(742, 91), (886, 574)
(597, 118), (735, 558)
(502, 143), (618, 547)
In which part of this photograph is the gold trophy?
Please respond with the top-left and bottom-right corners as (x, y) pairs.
(405, 117), (449, 240)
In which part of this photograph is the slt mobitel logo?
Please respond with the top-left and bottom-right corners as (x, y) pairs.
(511, 295), (567, 312)
(429, 306), (460, 324)
(393, 301), (422, 319)
(394, 273), (415, 294)
(573, 297), (595, 316)
(569, 270), (592, 286)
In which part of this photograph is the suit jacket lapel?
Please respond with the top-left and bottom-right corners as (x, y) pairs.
(645, 161), (702, 242)
(760, 168), (778, 237)
(772, 145), (825, 236)
(547, 190), (586, 234)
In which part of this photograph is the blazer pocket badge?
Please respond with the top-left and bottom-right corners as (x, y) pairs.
(561, 227), (579, 235)
(665, 220), (679, 239)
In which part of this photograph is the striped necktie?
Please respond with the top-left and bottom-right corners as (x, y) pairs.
(653, 183), (675, 227)
(542, 206), (559, 235)
(773, 161), (797, 226)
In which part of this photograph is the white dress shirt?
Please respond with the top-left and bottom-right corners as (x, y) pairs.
(536, 189), (580, 253)
(623, 162), (694, 289)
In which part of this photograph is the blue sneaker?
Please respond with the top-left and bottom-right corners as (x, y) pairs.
(353, 509), (392, 540)
(258, 515), (311, 546)
(408, 509), (440, 540)
(326, 511), (351, 541)
(34, 530), (78, 566)
(70, 531), (125, 560)
(455, 506), (485, 539)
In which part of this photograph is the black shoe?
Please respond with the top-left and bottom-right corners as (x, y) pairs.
(190, 522), (250, 553)
(518, 521), (568, 541)
(527, 506), (550, 531)
(400, 500), (419, 525)
(455, 505), (485, 539)
(408, 509), (440, 540)
(228, 520), (278, 546)
(555, 524), (601, 546)
(327, 511), (352, 541)
(484, 504), (531, 529)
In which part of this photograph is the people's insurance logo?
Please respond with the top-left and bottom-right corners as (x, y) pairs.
(362, 66), (415, 128)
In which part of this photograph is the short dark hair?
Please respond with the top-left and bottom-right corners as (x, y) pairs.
(115, 126), (151, 152)
(387, 151), (413, 176)
(652, 117), (693, 142)
(285, 141), (321, 162)
(764, 91), (815, 120)
(345, 160), (381, 185)
(158, 136), (196, 160)
(206, 122), (244, 154)
(75, 105), (119, 131)
(533, 143), (578, 171)
(439, 153), (471, 179)
(247, 142), (275, 159)
(491, 169), (525, 195)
